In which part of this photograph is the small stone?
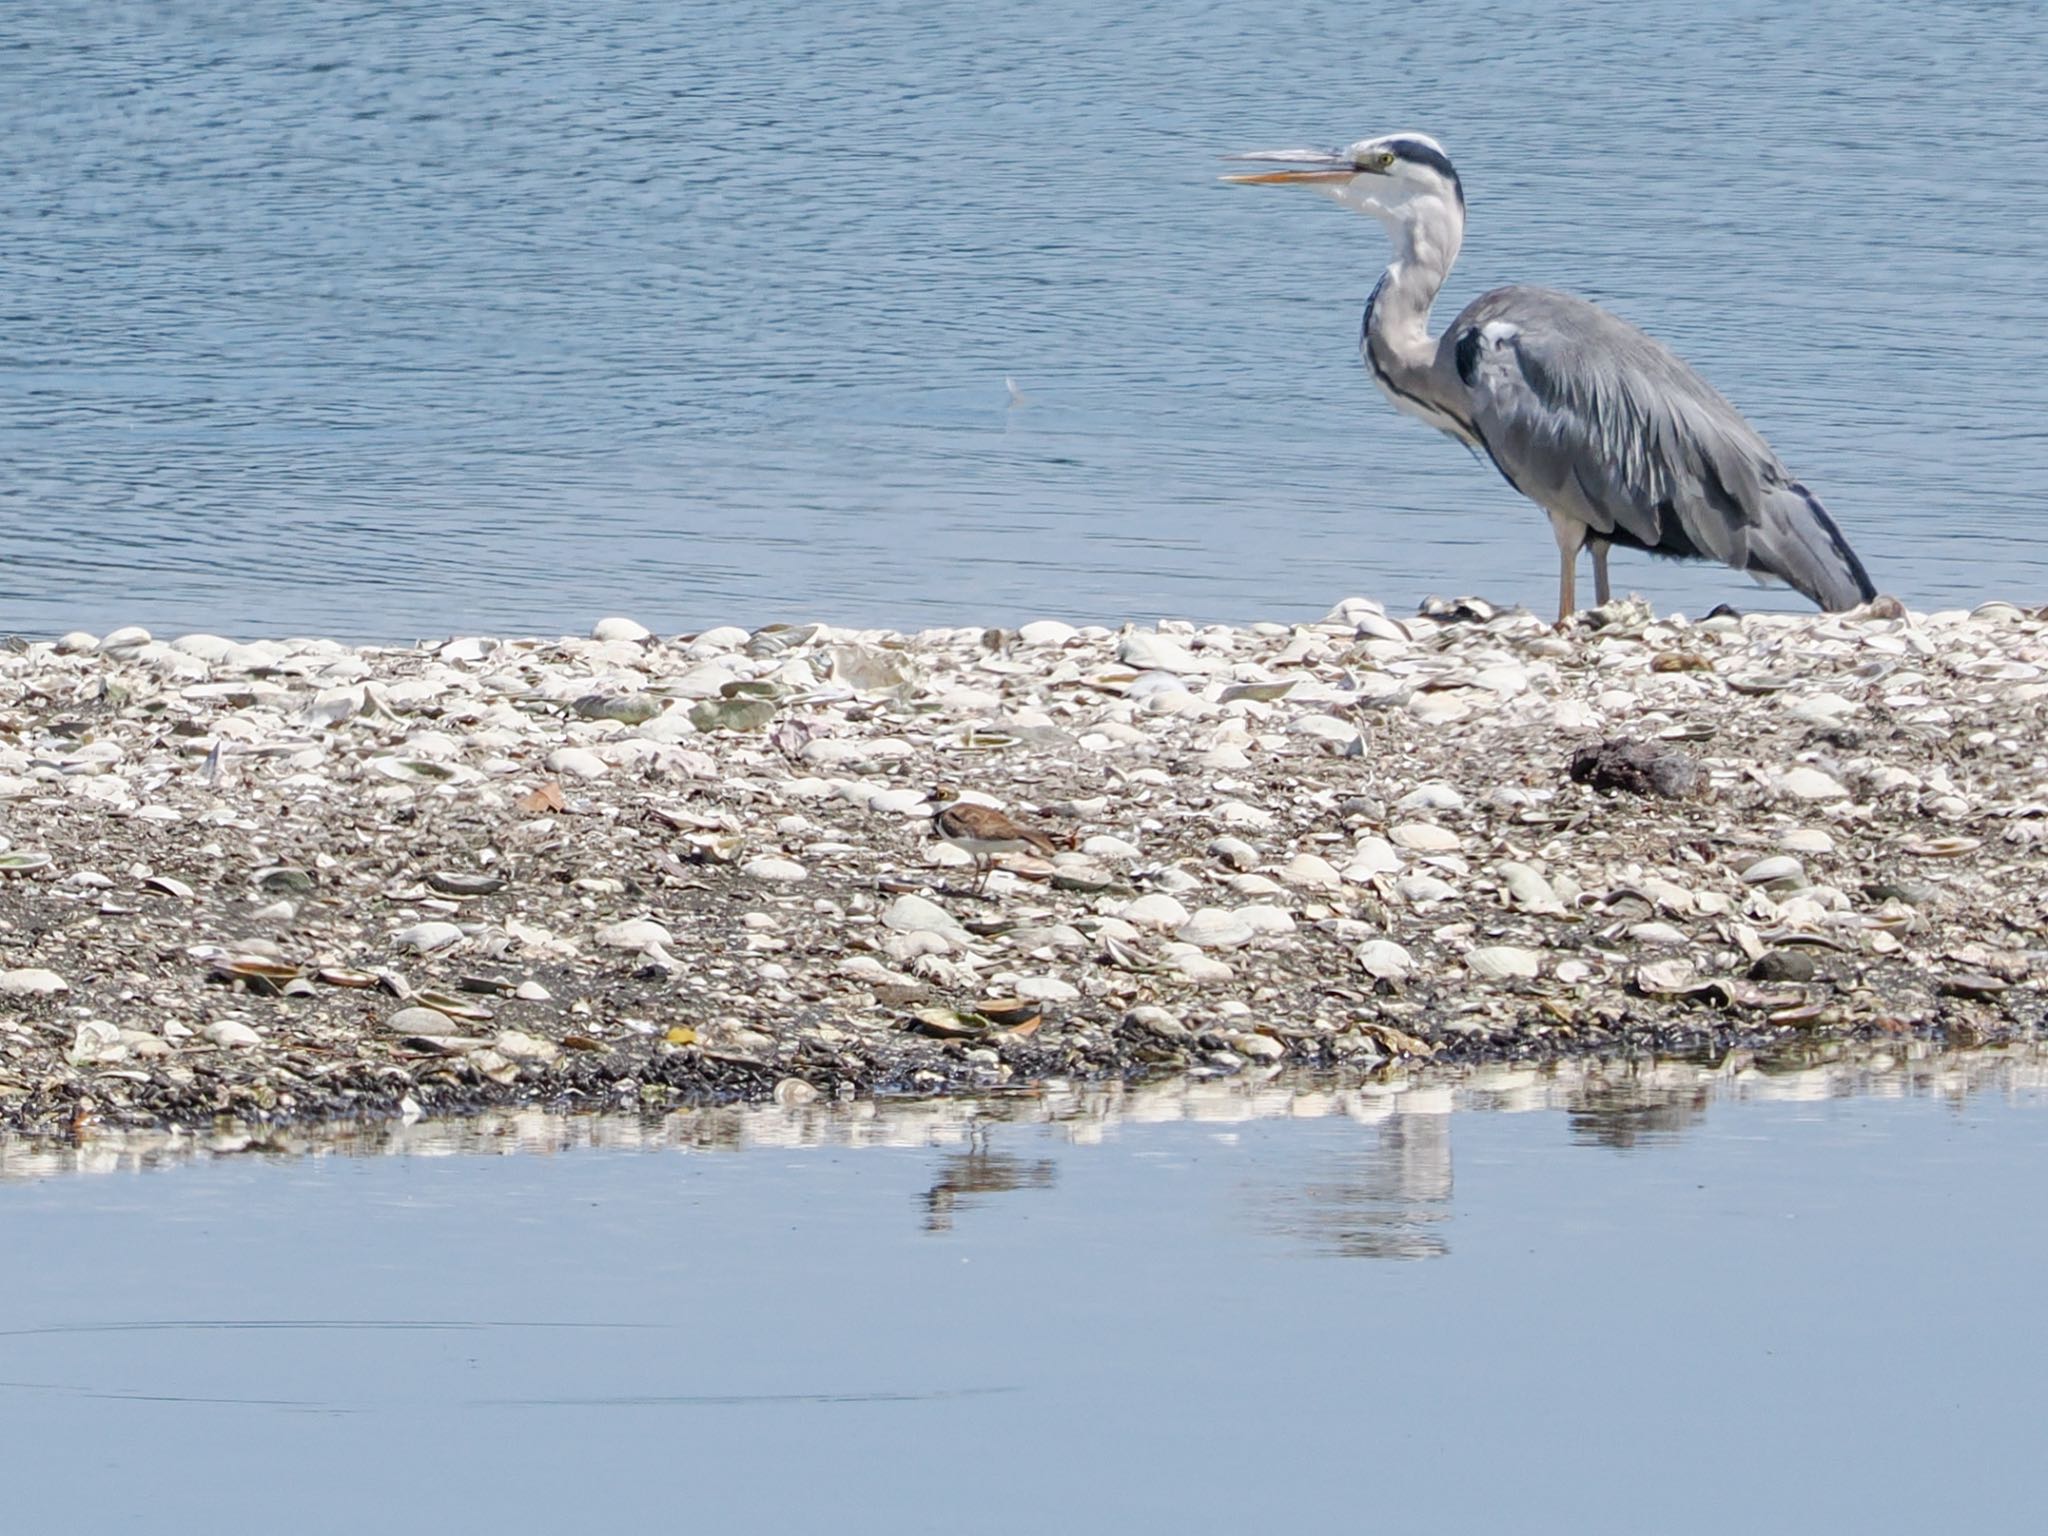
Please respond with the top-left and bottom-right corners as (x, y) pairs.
(493, 1029), (560, 1062)
(1082, 834), (1142, 862)
(426, 871), (507, 897)
(54, 631), (100, 654)
(387, 1006), (463, 1034)
(100, 625), (154, 654)
(1569, 738), (1700, 799)
(741, 856), (807, 883)
(573, 693), (663, 725)
(1123, 1005), (1187, 1040)
(1749, 950), (1817, 983)
(68, 1020), (127, 1064)
(591, 616), (652, 643)
(1213, 800), (1275, 830)
(1224, 1030), (1286, 1062)
(513, 981), (553, 1002)
(773, 1077), (822, 1106)
(1780, 829), (1836, 855)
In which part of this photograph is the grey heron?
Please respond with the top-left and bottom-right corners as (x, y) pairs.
(1225, 134), (1877, 621)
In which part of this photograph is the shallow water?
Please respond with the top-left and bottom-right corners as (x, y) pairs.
(3, 1), (2046, 642)
(3, 1047), (2045, 1531)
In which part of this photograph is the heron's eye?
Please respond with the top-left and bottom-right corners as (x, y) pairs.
(1365, 150), (1395, 171)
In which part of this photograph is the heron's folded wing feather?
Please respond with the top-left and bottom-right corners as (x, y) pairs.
(1456, 289), (1785, 567)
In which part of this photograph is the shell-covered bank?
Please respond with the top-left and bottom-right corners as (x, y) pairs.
(0, 595), (2043, 1138)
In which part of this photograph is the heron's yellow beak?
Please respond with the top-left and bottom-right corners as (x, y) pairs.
(1220, 149), (1354, 185)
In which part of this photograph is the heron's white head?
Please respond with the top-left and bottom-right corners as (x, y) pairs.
(1222, 133), (1465, 228)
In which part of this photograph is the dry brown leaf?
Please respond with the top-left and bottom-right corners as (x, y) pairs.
(517, 780), (567, 815)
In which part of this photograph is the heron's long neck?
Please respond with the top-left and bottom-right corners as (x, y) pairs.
(1360, 198), (1467, 435)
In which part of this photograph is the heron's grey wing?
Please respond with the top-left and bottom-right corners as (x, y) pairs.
(1449, 287), (1874, 608)
(1451, 288), (1775, 557)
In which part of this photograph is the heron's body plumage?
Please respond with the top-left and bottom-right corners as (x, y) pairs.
(1230, 133), (1877, 618)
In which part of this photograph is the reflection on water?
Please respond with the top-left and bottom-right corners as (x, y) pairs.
(1260, 1112), (1454, 1262)
(6, 1041), (2048, 1531)
(920, 1148), (1058, 1234)
(7, 1040), (2040, 1193)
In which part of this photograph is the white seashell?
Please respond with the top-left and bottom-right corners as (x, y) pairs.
(1390, 822), (1461, 853)
(1777, 767), (1848, 801)
(1010, 975), (1080, 1002)
(1495, 861), (1563, 913)
(1161, 944), (1235, 983)
(203, 1020), (263, 1049)
(1122, 893), (1190, 931)
(596, 918), (675, 950)
(1740, 855), (1805, 887)
(1176, 908), (1258, 949)
(1627, 921), (1688, 945)
(1345, 837), (1401, 879)
(393, 921), (465, 954)
(1407, 692), (1471, 725)
(1467, 945), (1540, 981)
(1083, 834), (1142, 862)
(1395, 783), (1466, 813)
(1207, 836), (1260, 871)
(1396, 874), (1457, 905)
(1017, 619), (1079, 647)
(1276, 852), (1343, 889)
(1116, 631), (1217, 675)
(1354, 939), (1413, 979)
(547, 747), (609, 779)
(1213, 800), (1275, 830)
(0, 967), (67, 995)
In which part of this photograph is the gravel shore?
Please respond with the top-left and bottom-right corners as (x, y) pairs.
(1, 594), (2043, 1138)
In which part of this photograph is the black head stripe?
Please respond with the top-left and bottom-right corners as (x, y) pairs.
(1384, 136), (1464, 208)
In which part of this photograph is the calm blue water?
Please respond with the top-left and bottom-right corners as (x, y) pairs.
(3, 1053), (2046, 1531)
(3, 1), (2046, 641)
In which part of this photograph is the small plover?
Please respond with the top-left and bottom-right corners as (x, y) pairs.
(927, 787), (1062, 890)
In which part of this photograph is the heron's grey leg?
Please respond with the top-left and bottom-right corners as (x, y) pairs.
(1547, 511), (1587, 623)
(1591, 539), (1612, 607)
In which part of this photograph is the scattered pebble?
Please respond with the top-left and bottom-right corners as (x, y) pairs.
(0, 593), (2035, 1138)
